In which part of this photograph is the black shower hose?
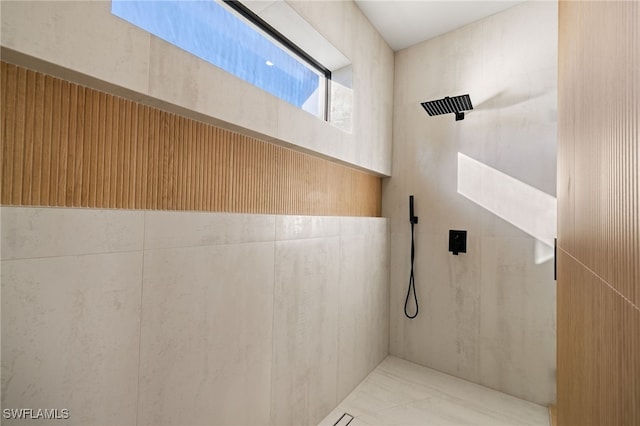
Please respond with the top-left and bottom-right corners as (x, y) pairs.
(404, 220), (418, 318)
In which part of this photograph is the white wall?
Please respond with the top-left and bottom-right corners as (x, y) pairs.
(1, 207), (389, 425)
(384, 1), (557, 405)
(0, 0), (393, 175)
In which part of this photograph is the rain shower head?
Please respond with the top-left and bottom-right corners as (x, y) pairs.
(420, 94), (473, 121)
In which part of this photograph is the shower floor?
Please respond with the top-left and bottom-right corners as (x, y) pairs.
(319, 356), (550, 426)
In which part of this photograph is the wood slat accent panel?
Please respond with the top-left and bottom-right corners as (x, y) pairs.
(558, 1), (639, 425)
(557, 251), (640, 426)
(1, 62), (381, 216)
(558, 0), (639, 305)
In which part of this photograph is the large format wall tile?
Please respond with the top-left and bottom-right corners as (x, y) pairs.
(388, 232), (408, 357)
(144, 211), (276, 249)
(280, 0), (394, 175)
(147, 36), (279, 141)
(0, 1), (151, 95)
(1, 252), (143, 426)
(138, 243), (275, 426)
(1, 207), (144, 260)
(1, 206), (390, 425)
(337, 229), (390, 401)
(384, 0), (557, 405)
(399, 231), (482, 383)
(478, 237), (556, 404)
(340, 217), (388, 237)
(276, 100), (343, 162)
(271, 238), (340, 426)
(275, 215), (341, 241)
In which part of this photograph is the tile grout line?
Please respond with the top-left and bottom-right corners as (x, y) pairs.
(268, 219), (277, 425)
(335, 218), (344, 411)
(355, 394), (437, 421)
(476, 226), (483, 378)
(559, 247), (640, 313)
(347, 361), (548, 425)
(1, 248), (144, 262)
(134, 211), (148, 426)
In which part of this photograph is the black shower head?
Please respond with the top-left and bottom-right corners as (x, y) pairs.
(420, 94), (473, 121)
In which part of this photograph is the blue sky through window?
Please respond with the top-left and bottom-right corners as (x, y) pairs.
(112, 0), (321, 109)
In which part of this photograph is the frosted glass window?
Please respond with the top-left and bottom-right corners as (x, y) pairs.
(111, 0), (325, 117)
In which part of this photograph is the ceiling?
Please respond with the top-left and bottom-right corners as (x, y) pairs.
(354, 0), (526, 51)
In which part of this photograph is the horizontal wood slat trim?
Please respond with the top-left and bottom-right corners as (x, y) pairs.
(1, 62), (381, 216)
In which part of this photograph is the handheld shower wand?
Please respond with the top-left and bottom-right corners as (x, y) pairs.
(405, 196), (419, 319)
(409, 195), (417, 225)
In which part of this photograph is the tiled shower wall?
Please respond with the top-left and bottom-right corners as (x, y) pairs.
(1, 207), (389, 425)
(1, 2), (393, 425)
(385, 1), (557, 405)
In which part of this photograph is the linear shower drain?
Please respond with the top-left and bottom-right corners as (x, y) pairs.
(332, 412), (354, 426)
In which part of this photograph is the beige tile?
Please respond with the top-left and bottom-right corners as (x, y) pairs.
(357, 395), (546, 426)
(1, 253), (143, 426)
(337, 232), (389, 401)
(138, 242), (274, 426)
(271, 238), (340, 426)
(384, 0), (557, 404)
(339, 217), (388, 237)
(0, 0), (150, 95)
(478, 237), (556, 405)
(377, 357), (549, 423)
(337, 370), (433, 419)
(380, 163), (407, 236)
(317, 405), (354, 426)
(319, 409), (372, 426)
(400, 231), (481, 382)
(276, 100), (343, 163)
(321, 356), (549, 426)
(144, 211), (275, 249)
(148, 36), (279, 141)
(388, 233), (407, 358)
(350, 418), (372, 426)
(1, 207), (144, 260)
(285, 0), (393, 175)
(286, 0), (354, 60)
(350, 17), (394, 174)
(275, 215), (341, 241)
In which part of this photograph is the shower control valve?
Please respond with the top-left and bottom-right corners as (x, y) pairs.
(449, 230), (467, 255)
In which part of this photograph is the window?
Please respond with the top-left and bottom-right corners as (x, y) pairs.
(111, 0), (329, 119)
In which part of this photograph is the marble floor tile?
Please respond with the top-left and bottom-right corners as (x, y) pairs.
(319, 356), (549, 426)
